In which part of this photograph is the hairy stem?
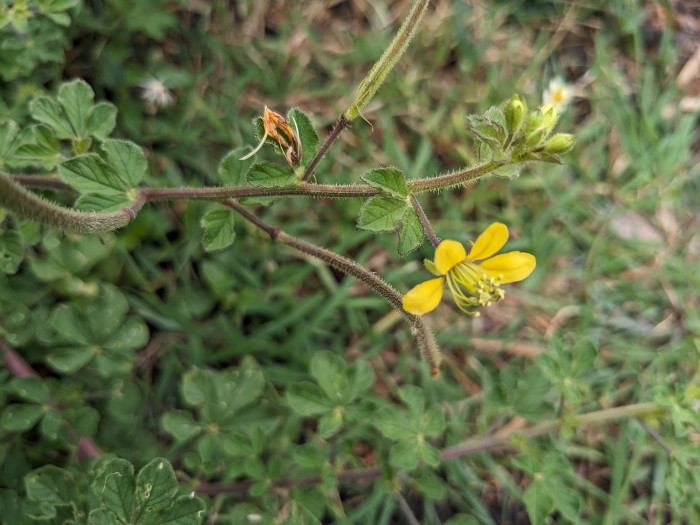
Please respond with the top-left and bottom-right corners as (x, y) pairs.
(345, 0), (430, 121)
(0, 172), (141, 233)
(225, 200), (442, 375)
(301, 114), (351, 182)
(410, 194), (439, 247)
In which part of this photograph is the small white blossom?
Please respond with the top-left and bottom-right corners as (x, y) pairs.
(139, 78), (173, 109)
(542, 77), (573, 112)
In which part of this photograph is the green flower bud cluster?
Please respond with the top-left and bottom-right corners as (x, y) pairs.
(467, 95), (575, 169)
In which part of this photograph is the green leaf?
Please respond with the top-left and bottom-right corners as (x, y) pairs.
(1, 403), (45, 431)
(361, 167), (408, 198)
(25, 465), (77, 505)
(389, 438), (421, 470)
(374, 406), (416, 439)
(181, 358), (265, 423)
(0, 120), (19, 164)
(89, 508), (120, 525)
(30, 97), (74, 140)
(74, 193), (133, 213)
(412, 469), (447, 500)
(87, 102), (117, 140)
(0, 230), (23, 274)
(46, 346), (95, 374)
(247, 161), (297, 188)
(147, 494), (206, 525)
(102, 139), (147, 187)
(287, 107), (319, 168)
(134, 458), (178, 520)
(283, 501), (323, 525)
(318, 409), (343, 439)
(398, 207), (424, 256)
(162, 411), (202, 443)
(422, 405), (446, 437)
(57, 79), (95, 139)
(200, 208), (235, 252)
(491, 163), (520, 179)
(398, 385), (425, 423)
(357, 196), (408, 233)
(7, 376), (50, 404)
(92, 458), (136, 524)
(286, 382), (334, 416)
(219, 147), (254, 186)
(59, 153), (126, 195)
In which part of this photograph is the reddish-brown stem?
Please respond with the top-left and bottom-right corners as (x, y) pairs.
(410, 194), (439, 247)
(301, 114), (351, 182)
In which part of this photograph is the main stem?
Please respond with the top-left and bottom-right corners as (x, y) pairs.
(224, 199), (442, 375)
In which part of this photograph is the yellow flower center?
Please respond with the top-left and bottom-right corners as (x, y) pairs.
(445, 260), (505, 315)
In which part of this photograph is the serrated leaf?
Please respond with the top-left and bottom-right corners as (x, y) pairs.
(59, 153), (126, 194)
(219, 147), (254, 186)
(147, 494), (206, 525)
(247, 161), (297, 188)
(357, 196), (408, 233)
(286, 382), (334, 416)
(423, 405), (446, 437)
(92, 458), (136, 523)
(361, 167), (408, 198)
(14, 143), (62, 169)
(102, 139), (147, 187)
(398, 207), (424, 256)
(1, 403), (45, 431)
(74, 193), (132, 213)
(200, 208), (235, 252)
(30, 97), (74, 140)
(87, 102), (117, 140)
(134, 458), (178, 520)
(57, 79), (94, 139)
(287, 107), (318, 168)
(0, 230), (23, 274)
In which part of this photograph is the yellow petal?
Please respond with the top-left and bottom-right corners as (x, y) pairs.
(479, 252), (536, 284)
(402, 277), (445, 315)
(468, 222), (509, 261)
(434, 240), (466, 275)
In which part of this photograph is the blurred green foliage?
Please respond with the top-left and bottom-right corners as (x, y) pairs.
(1, 0), (699, 523)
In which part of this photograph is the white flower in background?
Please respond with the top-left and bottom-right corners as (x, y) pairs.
(139, 77), (173, 109)
(542, 77), (573, 112)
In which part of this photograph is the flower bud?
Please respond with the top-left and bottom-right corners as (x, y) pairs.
(504, 95), (527, 137)
(543, 133), (575, 154)
(538, 104), (558, 135)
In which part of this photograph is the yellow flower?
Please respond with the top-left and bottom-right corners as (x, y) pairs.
(402, 223), (536, 316)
